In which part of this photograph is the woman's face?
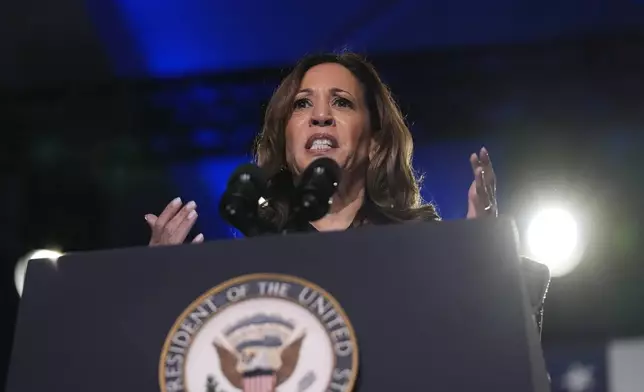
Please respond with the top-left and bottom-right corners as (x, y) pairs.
(285, 63), (373, 177)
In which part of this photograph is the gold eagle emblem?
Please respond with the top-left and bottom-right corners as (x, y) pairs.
(212, 313), (306, 390)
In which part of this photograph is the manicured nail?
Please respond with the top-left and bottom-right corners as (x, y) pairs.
(186, 200), (196, 210)
(194, 233), (204, 242)
(171, 197), (182, 207)
(188, 210), (197, 220)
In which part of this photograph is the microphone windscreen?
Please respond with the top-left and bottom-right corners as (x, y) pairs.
(299, 157), (341, 187)
(219, 163), (271, 237)
(290, 157), (341, 222)
(227, 163), (268, 192)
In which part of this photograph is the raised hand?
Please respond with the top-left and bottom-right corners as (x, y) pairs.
(466, 147), (498, 219)
(145, 197), (204, 246)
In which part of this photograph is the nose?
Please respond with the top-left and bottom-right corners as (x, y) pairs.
(309, 107), (335, 127)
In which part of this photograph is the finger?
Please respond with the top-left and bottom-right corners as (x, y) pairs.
(479, 147), (496, 198)
(146, 214), (162, 246)
(475, 167), (488, 206)
(154, 197), (183, 232)
(479, 146), (491, 167)
(479, 147), (494, 182)
(168, 207), (198, 243)
(192, 233), (204, 244)
(469, 152), (480, 173)
(144, 214), (158, 227)
(483, 171), (496, 201)
(164, 200), (197, 234)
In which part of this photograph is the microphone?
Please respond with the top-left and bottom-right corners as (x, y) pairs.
(218, 163), (270, 237)
(290, 157), (341, 222)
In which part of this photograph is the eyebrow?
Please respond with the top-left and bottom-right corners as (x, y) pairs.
(297, 87), (354, 97)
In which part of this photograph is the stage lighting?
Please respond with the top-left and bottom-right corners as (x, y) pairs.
(14, 249), (63, 297)
(527, 208), (581, 277)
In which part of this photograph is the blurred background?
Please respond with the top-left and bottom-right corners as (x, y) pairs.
(2, 1), (644, 390)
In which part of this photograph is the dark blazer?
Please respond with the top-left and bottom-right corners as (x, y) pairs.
(277, 201), (551, 337)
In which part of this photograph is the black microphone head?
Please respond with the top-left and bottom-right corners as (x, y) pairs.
(226, 163), (268, 191)
(292, 157), (342, 221)
(219, 163), (269, 236)
(298, 157), (341, 188)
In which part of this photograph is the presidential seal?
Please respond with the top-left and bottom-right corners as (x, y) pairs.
(159, 274), (359, 392)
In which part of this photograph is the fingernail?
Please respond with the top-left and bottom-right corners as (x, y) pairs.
(186, 200), (196, 210)
(188, 210), (197, 220)
(481, 146), (488, 153)
(144, 214), (151, 222)
(195, 233), (204, 242)
(171, 197), (182, 207)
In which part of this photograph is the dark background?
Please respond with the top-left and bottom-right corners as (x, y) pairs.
(1, 0), (643, 388)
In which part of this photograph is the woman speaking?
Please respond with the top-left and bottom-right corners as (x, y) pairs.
(143, 52), (548, 332)
(144, 52), (497, 242)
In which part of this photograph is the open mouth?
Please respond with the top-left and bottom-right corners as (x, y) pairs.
(305, 133), (339, 152)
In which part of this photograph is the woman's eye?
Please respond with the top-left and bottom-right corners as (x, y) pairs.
(293, 98), (311, 109)
(333, 97), (353, 108)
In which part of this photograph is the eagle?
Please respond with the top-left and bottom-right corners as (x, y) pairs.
(213, 333), (306, 391)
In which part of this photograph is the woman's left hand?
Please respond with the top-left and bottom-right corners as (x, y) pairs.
(467, 147), (498, 219)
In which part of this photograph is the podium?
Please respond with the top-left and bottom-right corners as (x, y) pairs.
(6, 217), (550, 392)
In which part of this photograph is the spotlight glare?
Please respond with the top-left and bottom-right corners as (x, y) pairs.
(527, 208), (580, 277)
(14, 249), (64, 297)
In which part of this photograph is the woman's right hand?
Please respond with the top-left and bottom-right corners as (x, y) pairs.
(145, 197), (204, 246)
